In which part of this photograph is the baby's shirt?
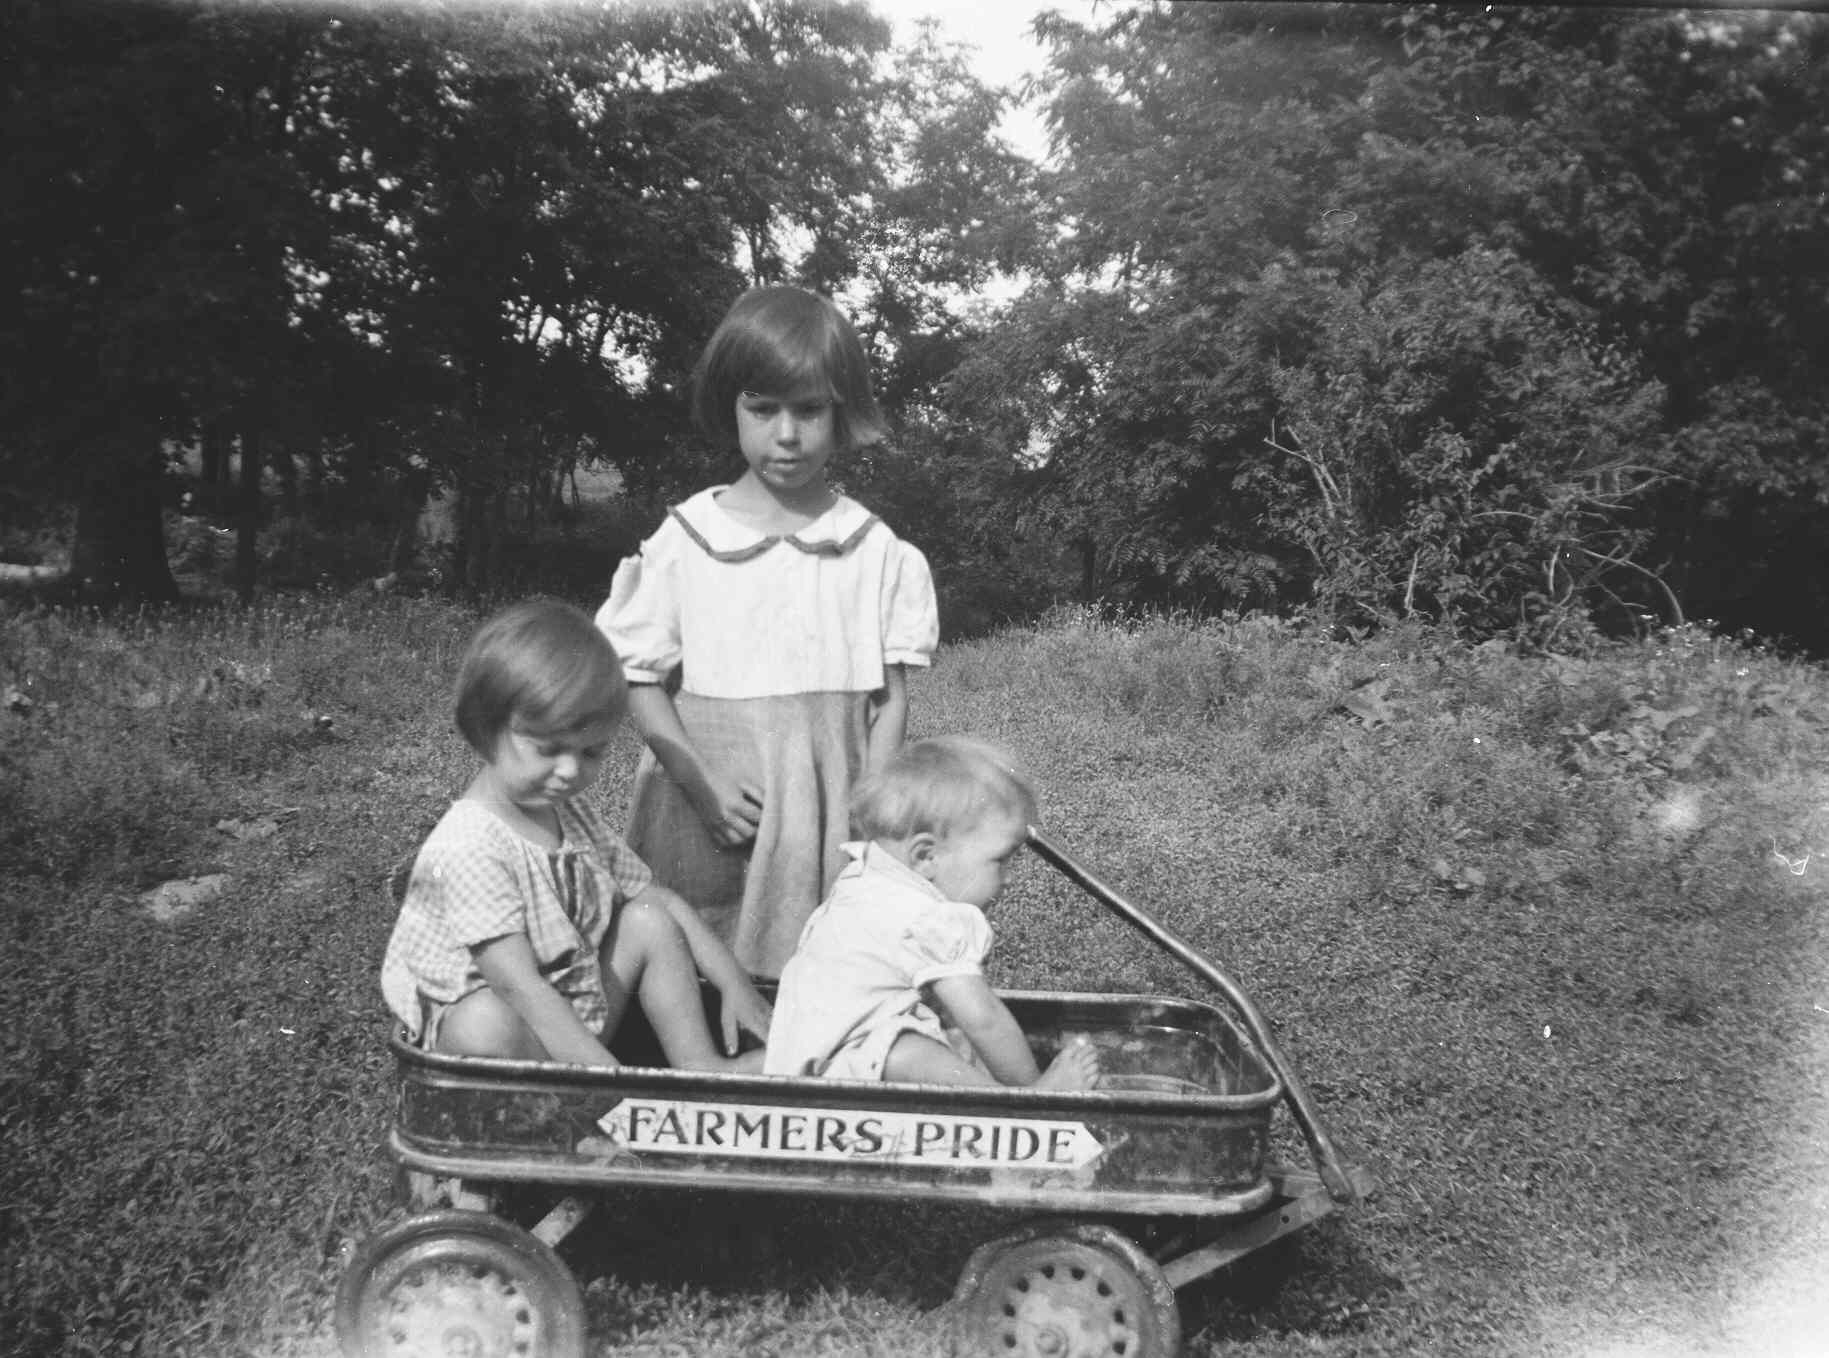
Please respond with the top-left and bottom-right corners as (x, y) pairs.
(597, 489), (938, 700)
(763, 841), (994, 1077)
(380, 798), (653, 1038)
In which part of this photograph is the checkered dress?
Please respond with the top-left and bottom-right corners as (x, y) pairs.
(380, 797), (653, 1039)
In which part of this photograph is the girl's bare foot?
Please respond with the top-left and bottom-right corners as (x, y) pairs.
(1033, 1037), (1100, 1091)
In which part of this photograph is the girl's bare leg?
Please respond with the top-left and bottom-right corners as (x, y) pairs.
(434, 988), (548, 1061)
(603, 900), (762, 1073)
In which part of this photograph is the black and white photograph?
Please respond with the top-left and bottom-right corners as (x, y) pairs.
(3, 1), (1826, 1354)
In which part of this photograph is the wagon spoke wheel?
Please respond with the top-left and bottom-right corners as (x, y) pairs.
(335, 1209), (586, 1358)
(952, 1221), (1181, 1358)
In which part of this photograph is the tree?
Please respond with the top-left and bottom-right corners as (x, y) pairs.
(943, 2), (1401, 609)
(941, 1), (1829, 642)
(0, 0), (986, 599)
(0, 0), (347, 601)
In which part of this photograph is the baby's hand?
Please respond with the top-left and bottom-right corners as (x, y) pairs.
(1033, 1036), (1100, 1092)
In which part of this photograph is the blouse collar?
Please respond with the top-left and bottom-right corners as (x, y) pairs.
(670, 488), (878, 564)
(839, 840), (946, 900)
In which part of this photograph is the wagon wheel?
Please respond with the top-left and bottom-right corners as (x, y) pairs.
(951, 1220), (1182, 1358)
(335, 1209), (586, 1358)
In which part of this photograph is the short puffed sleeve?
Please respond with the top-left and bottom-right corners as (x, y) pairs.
(880, 538), (939, 668)
(415, 828), (527, 949)
(903, 900), (993, 988)
(596, 528), (682, 686)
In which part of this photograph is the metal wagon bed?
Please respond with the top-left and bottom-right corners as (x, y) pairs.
(336, 830), (1375, 1358)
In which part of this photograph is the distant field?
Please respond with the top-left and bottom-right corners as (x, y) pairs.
(2, 598), (1826, 1356)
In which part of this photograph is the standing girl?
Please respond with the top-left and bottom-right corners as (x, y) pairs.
(597, 285), (938, 979)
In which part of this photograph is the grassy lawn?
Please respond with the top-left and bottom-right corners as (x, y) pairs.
(3, 595), (1826, 1356)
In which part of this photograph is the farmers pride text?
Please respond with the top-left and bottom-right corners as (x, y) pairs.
(599, 1098), (1104, 1170)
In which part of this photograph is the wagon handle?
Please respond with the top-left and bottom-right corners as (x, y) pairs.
(1027, 826), (1361, 1205)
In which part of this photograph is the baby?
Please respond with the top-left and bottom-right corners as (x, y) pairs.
(764, 736), (1099, 1090)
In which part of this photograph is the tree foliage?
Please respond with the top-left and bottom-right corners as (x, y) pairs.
(0, 0), (1020, 600)
(942, 1), (1829, 644)
(4, 0), (1827, 647)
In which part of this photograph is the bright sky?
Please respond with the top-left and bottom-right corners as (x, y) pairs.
(866, 0), (1110, 162)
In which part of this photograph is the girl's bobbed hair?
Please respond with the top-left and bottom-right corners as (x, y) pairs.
(454, 599), (627, 755)
(852, 736), (1037, 843)
(690, 285), (886, 453)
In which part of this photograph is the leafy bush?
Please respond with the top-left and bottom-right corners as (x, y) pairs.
(0, 498), (70, 568)
(257, 516), (397, 591)
(1253, 248), (1670, 641)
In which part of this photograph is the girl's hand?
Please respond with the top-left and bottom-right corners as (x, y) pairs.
(472, 934), (620, 1068)
(651, 883), (773, 1055)
(864, 665), (908, 772)
(626, 686), (762, 848)
(694, 770), (763, 848)
(715, 977), (773, 1056)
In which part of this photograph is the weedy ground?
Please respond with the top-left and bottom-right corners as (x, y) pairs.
(2, 597), (1826, 1357)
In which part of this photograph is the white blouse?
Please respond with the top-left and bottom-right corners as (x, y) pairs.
(597, 488), (938, 701)
(764, 841), (994, 1079)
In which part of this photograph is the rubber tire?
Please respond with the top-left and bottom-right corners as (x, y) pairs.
(335, 1209), (586, 1358)
(952, 1219), (1182, 1357)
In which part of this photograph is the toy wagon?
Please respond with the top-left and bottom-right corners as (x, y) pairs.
(336, 831), (1374, 1358)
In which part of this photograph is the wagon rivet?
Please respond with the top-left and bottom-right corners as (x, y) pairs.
(1033, 1327), (1067, 1356)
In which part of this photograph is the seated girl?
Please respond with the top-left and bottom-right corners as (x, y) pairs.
(380, 599), (770, 1072)
(763, 736), (1099, 1090)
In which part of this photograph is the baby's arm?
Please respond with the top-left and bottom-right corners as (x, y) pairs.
(472, 933), (619, 1068)
(638, 882), (773, 1053)
(929, 974), (1100, 1091)
(626, 684), (762, 847)
(864, 664), (908, 772)
(928, 974), (1040, 1084)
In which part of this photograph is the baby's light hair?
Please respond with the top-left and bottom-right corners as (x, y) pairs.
(454, 599), (627, 756)
(852, 736), (1037, 844)
(690, 285), (886, 453)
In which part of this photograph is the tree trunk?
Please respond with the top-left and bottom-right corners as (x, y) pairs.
(235, 426), (262, 604)
(454, 477), (482, 595)
(346, 425), (379, 522)
(199, 419), (231, 515)
(487, 483), (507, 588)
(67, 428), (180, 604)
(303, 441), (327, 520)
(388, 464), (432, 576)
(525, 461), (543, 535)
(272, 440), (299, 520)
